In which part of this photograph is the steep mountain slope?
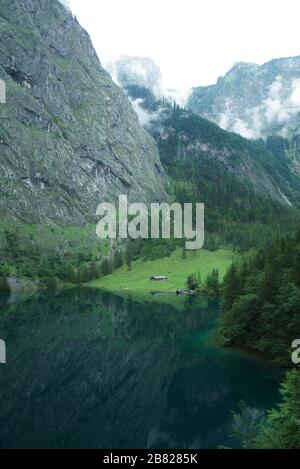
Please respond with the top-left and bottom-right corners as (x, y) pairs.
(155, 107), (300, 206)
(219, 229), (300, 366)
(119, 78), (300, 209)
(111, 80), (300, 249)
(154, 106), (300, 247)
(188, 57), (300, 140)
(0, 0), (166, 225)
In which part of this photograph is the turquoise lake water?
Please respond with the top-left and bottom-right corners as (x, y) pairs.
(0, 289), (281, 448)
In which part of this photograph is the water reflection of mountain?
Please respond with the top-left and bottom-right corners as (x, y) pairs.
(0, 289), (280, 448)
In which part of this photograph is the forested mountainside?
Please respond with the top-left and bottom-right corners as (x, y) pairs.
(118, 82), (300, 249)
(217, 227), (300, 449)
(188, 56), (300, 140)
(0, 0), (166, 226)
(219, 230), (300, 366)
(118, 71), (300, 206)
(154, 107), (300, 249)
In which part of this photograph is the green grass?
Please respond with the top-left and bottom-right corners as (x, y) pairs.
(0, 221), (109, 261)
(89, 247), (235, 294)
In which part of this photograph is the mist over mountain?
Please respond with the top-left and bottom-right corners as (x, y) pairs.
(107, 56), (190, 126)
(1, 1), (300, 238)
(0, 1), (300, 451)
(110, 54), (300, 142)
(188, 56), (300, 140)
(112, 56), (300, 211)
(109, 56), (163, 99)
(0, 0), (166, 225)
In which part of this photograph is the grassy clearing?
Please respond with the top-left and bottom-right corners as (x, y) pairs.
(0, 221), (109, 286)
(0, 221), (109, 262)
(89, 247), (234, 294)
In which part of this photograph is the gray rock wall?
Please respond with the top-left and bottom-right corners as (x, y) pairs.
(0, 0), (166, 225)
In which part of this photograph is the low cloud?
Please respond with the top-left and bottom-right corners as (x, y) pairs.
(110, 56), (163, 100)
(106, 56), (190, 108)
(219, 103), (263, 140)
(58, 0), (72, 12)
(130, 98), (166, 129)
(290, 78), (300, 106)
(164, 87), (191, 107)
(218, 76), (300, 139)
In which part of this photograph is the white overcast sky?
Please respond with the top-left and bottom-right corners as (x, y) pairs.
(68, 0), (300, 89)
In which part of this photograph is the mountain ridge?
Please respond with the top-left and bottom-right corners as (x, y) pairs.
(0, 0), (166, 225)
(188, 55), (300, 140)
(114, 63), (300, 209)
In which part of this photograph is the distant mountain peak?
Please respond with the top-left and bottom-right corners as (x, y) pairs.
(229, 61), (259, 71)
(188, 54), (300, 140)
(108, 56), (162, 99)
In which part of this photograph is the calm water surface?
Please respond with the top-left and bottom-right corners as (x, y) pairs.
(0, 289), (281, 448)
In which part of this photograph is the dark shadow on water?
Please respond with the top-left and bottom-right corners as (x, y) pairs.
(0, 288), (282, 449)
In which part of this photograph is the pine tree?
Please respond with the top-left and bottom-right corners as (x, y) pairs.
(255, 370), (300, 448)
(125, 246), (132, 271)
(90, 261), (101, 280)
(205, 269), (219, 296)
(222, 263), (242, 311)
(46, 276), (57, 290)
(114, 250), (123, 270)
(101, 258), (111, 276)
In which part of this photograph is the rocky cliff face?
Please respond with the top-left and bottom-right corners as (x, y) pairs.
(0, 0), (166, 225)
(188, 57), (300, 140)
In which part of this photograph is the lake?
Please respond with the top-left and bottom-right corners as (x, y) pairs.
(0, 288), (281, 449)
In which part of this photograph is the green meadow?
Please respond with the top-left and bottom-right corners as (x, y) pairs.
(89, 247), (234, 294)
